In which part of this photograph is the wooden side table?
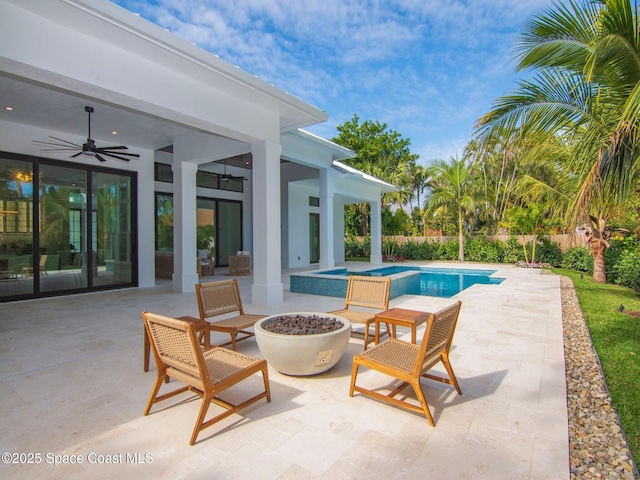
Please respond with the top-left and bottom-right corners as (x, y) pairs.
(374, 308), (430, 345)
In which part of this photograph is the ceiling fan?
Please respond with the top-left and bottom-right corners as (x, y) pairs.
(33, 106), (140, 162)
(220, 158), (247, 182)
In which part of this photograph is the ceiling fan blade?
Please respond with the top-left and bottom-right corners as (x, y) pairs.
(70, 152), (83, 158)
(99, 151), (130, 162)
(97, 145), (129, 150)
(97, 149), (140, 158)
(94, 153), (108, 162)
(48, 136), (82, 147)
(32, 140), (79, 149)
(38, 148), (80, 152)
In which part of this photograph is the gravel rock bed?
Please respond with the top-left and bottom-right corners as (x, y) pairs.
(261, 314), (344, 335)
(561, 276), (639, 479)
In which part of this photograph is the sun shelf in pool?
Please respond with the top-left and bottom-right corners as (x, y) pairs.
(290, 266), (505, 299)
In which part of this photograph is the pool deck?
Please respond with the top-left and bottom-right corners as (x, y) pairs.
(0, 261), (569, 479)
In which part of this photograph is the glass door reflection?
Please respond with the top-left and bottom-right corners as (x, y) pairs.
(93, 172), (134, 286)
(39, 164), (88, 292)
(0, 158), (34, 297)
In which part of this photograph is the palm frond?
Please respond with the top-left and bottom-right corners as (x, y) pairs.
(516, 0), (600, 72)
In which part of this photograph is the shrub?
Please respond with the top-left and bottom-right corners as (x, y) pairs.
(535, 238), (563, 266)
(443, 240), (459, 260)
(398, 240), (428, 260)
(345, 236), (370, 258)
(503, 237), (525, 264)
(609, 240), (640, 294)
(604, 239), (627, 282)
(464, 237), (504, 263)
(561, 247), (593, 273)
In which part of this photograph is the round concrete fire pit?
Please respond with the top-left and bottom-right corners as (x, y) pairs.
(254, 312), (351, 376)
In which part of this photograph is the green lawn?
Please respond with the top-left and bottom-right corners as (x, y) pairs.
(555, 268), (640, 465)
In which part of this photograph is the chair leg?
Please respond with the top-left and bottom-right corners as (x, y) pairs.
(230, 330), (238, 351)
(190, 393), (213, 446)
(441, 353), (462, 395)
(143, 330), (150, 372)
(144, 374), (166, 415)
(262, 365), (272, 402)
(410, 378), (435, 426)
(349, 362), (360, 396)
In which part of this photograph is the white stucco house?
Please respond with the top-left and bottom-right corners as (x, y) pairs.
(0, 0), (395, 305)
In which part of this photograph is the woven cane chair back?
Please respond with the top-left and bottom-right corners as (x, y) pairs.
(344, 276), (391, 310)
(196, 279), (244, 319)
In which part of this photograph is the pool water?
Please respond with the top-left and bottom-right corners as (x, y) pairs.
(291, 266), (505, 299)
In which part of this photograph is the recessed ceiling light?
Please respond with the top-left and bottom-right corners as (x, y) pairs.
(111, 131), (118, 135)
(5, 107), (13, 111)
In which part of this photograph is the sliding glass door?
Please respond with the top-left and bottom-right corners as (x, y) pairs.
(0, 157), (34, 297)
(93, 171), (134, 286)
(0, 153), (136, 302)
(39, 163), (88, 292)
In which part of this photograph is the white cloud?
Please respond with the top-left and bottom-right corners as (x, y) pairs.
(114, 0), (557, 162)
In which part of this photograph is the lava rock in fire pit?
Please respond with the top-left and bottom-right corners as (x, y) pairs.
(261, 314), (344, 335)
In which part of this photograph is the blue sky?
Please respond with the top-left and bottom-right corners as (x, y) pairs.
(112, 0), (555, 166)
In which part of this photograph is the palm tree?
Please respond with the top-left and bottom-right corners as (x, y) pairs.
(424, 157), (477, 261)
(475, 0), (640, 282)
(502, 203), (549, 264)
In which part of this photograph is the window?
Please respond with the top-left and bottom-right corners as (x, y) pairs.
(196, 170), (217, 189)
(155, 193), (174, 251)
(309, 196), (320, 207)
(154, 163), (173, 183)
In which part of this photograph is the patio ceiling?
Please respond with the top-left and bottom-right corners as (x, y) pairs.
(0, 73), (203, 153)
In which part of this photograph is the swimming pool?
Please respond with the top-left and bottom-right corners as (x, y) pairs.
(290, 265), (505, 299)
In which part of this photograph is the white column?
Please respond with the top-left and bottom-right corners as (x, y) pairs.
(319, 167), (334, 269)
(251, 139), (283, 306)
(137, 151), (156, 287)
(171, 161), (199, 293)
(334, 200), (346, 263)
(370, 199), (383, 264)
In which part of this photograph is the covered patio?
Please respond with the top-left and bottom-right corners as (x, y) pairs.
(0, 262), (569, 479)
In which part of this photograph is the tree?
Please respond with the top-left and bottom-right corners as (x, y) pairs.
(424, 157), (477, 261)
(475, 0), (640, 282)
(333, 114), (419, 235)
(502, 203), (549, 264)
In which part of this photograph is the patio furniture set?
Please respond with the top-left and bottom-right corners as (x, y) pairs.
(143, 276), (463, 445)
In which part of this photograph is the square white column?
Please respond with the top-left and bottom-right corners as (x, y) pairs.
(251, 139), (283, 306)
(319, 167), (335, 269)
(370, 199), (383, 264)
(171, 161), (199, 293)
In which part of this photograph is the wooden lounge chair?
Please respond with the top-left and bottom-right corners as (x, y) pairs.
(38, 254), (48, 275)
(143, 315), (209, 373)
(142, 311), (271, 445)
(329, 275), (392, 350)
(349, 301), (462, 426)
(196, 279), (266, 350)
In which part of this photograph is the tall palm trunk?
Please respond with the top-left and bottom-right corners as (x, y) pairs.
(590, 238), (607, 283)
(586, 216), (609, 283)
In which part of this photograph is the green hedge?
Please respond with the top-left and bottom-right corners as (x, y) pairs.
(345, 236), (640, 294)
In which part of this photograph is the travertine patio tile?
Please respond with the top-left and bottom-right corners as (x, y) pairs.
(0, 262), (569, 479)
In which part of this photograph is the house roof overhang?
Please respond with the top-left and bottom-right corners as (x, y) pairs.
(0, 0), (328, 153)
(332, 160), (397, 194)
